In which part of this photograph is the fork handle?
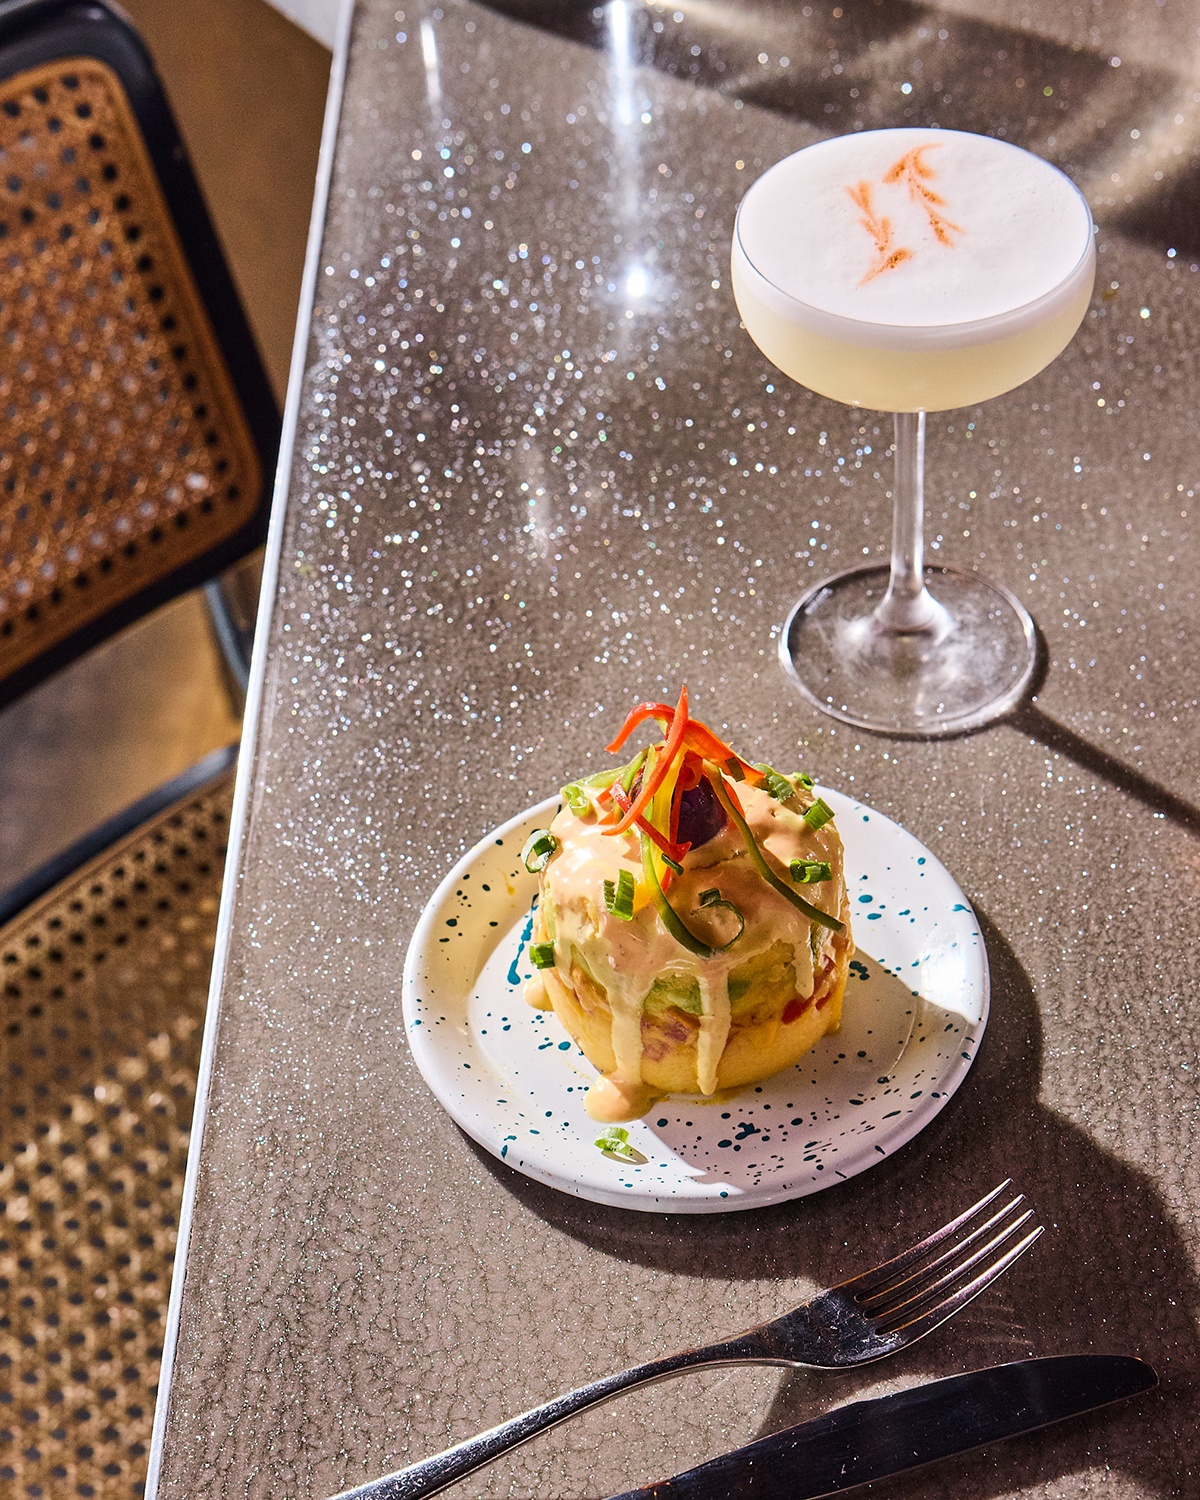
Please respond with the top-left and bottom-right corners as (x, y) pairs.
(327, 1335), (767, 1500)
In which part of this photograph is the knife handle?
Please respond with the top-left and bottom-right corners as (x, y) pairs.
(326, 1337), (765, 1500)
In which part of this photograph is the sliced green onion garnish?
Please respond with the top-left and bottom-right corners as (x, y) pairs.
(603, 868), (636, 920)
(753, 763), (797, 802)
(797, 772), (815, 789)
(662, 853), (684, 876)
(790, 859), (832, 885)
(706, 771), (844, 933)
(529, 941), (556, 969)
(639, 832), (715, 957)
(522, 828), (558, 872)
(561, 783), (591, 815)
(803, 797), (835, 832)
(697, 888), (745, 951)
(595, 1126), (644, 1163)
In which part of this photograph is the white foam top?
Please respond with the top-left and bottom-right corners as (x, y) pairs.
(735, 129), (1093, 331)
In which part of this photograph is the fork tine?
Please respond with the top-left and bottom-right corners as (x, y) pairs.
(840, 1180), (1012, 1297)
(855, 1194), (1029, 1309)
(866, 1208), (1036, 1325)
(873, 1224), (1044, 1340)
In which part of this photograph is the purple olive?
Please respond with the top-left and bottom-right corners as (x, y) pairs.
(677, 778), (726, 848)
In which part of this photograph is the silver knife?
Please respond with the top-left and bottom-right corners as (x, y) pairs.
(605, 1354), (1156, 1499)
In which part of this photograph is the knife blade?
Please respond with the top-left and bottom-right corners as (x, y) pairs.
(605, 1354), (1156, 1499)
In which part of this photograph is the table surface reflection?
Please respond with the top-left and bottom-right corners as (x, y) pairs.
(150, 1), (1200, 1495)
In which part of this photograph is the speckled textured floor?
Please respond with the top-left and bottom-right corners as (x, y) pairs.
(0, 0), (329, 893)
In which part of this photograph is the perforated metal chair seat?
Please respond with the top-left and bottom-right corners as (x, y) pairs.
(0, 760), (235, 1499)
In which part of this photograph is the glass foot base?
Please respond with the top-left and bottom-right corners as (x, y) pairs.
(780, 565), (1038, 738)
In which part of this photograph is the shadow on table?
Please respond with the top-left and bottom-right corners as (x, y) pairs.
(1009, 702), (1200, 839)
(479, 913), (1199, 1496)
(478, 0), (1200, 257)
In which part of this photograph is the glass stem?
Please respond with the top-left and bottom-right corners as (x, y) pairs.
(875, 410), (942, 633)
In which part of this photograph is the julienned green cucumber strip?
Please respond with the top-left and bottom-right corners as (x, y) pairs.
(621, 745), (650, 795)
(561, 761), (639, 815)
(639, 831), (716, 958)
(706, 770), (844, 933)
(697, 887), (745, 950)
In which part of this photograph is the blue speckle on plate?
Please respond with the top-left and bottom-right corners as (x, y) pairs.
(507, 910), (536, 985)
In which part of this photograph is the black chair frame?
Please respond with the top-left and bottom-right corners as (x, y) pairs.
(0, 0), (279, 706)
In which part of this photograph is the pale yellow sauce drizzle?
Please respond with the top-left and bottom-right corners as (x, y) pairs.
(523, 973), (552, 1011)
(695, 968), (732, 1097)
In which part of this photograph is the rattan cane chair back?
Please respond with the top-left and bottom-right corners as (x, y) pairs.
(0, 752), (235, 1499)
(0, 0), (278, 706)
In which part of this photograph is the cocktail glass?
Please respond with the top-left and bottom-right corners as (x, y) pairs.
(731, 128), (1096, 737)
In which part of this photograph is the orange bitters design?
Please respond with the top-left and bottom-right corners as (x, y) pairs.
(847, 142), (964, 284)
(845, 181), (912, 285)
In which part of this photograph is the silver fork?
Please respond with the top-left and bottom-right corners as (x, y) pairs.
(329, 1182), (1041, 1500)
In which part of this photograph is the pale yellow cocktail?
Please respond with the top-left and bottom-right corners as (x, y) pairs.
(732, 128), (1095, 413)
(732, 129), (1095, 735)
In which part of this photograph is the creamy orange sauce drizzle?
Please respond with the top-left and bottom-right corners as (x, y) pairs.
(846, 142), (963, 284)
(539, 780), (846, 1120)
(585, 1075), (660, 1124)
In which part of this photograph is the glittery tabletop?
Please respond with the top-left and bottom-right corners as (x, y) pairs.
(151, 1), (1200, 1495)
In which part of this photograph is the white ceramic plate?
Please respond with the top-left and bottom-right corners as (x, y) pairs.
(403, 790), (988, 1214)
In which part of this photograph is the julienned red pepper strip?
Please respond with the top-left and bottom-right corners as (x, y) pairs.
(608, 779), (642, 826)
(596, 746), (647, 824)
(640, 819), (690, 866)
(611, 763), (689, 864)
(606, 693), (759, 780)
(606, 700), (675, 753)
(594, 786), (621, 826)
(678, 752), (703, 792)
(604, 685), (690, 838)
(678, 722), (762, 783)
(669, 771), (685, 844)
(669, 750), (703, 844)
